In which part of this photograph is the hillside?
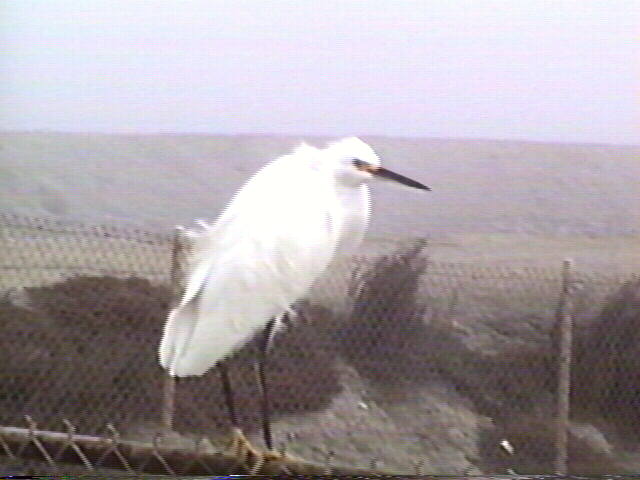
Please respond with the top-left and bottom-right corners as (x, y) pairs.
(2, 132), (638, 239)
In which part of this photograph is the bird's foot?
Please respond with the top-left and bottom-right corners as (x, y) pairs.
(226, 427), (260, 459)
(226, 427), (269, 473)
(225, 428), (298, 474)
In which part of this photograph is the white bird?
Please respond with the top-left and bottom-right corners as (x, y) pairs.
(158, 137), (429, 456)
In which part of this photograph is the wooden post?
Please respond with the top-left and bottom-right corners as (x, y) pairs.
(554, 258), (574, 475)
(162, 226), (184, 433)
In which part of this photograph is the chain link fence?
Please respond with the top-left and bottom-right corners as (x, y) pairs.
(1, 212), (639, 475)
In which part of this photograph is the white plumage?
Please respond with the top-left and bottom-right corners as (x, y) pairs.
(159, 137), (380, 376)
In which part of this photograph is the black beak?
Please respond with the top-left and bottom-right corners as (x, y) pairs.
(372, 167), (430, 191)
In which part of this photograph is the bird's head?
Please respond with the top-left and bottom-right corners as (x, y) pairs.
(323, 137), (430, 191)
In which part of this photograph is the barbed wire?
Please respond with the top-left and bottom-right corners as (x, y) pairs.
(0, 417), (389, 476)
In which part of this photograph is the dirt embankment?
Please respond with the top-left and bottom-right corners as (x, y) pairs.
(2, 240), (640, 473)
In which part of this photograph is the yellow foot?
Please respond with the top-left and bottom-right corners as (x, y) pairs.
(226, 427), (260, 459)
(224, 428), (298, 474)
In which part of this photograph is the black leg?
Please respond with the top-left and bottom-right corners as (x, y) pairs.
(218, 361), (239, 428)
(256, 317), (278, 450)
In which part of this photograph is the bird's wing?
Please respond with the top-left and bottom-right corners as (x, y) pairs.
(179, 144), (323, 284)
(159, 148), (343, 376)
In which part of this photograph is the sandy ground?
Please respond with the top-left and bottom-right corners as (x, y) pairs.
(2, 132), (639, 238)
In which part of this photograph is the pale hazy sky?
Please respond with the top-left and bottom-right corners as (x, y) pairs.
(2, 1), (638, 144)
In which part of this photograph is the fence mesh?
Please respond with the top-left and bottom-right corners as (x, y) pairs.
(1, 212), (639, 475)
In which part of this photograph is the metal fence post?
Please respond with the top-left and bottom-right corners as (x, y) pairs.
(162, 226), (184, 433)
(554, 258), (574, 475)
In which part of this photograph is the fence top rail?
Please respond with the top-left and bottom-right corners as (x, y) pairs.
(2, 212), (639, 283)
(0, 212), (171, 245)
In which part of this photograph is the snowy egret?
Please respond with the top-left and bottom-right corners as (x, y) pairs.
(158, 137), (429, 456)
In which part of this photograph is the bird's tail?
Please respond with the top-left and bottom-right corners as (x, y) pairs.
(158, 300), (198, 376)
